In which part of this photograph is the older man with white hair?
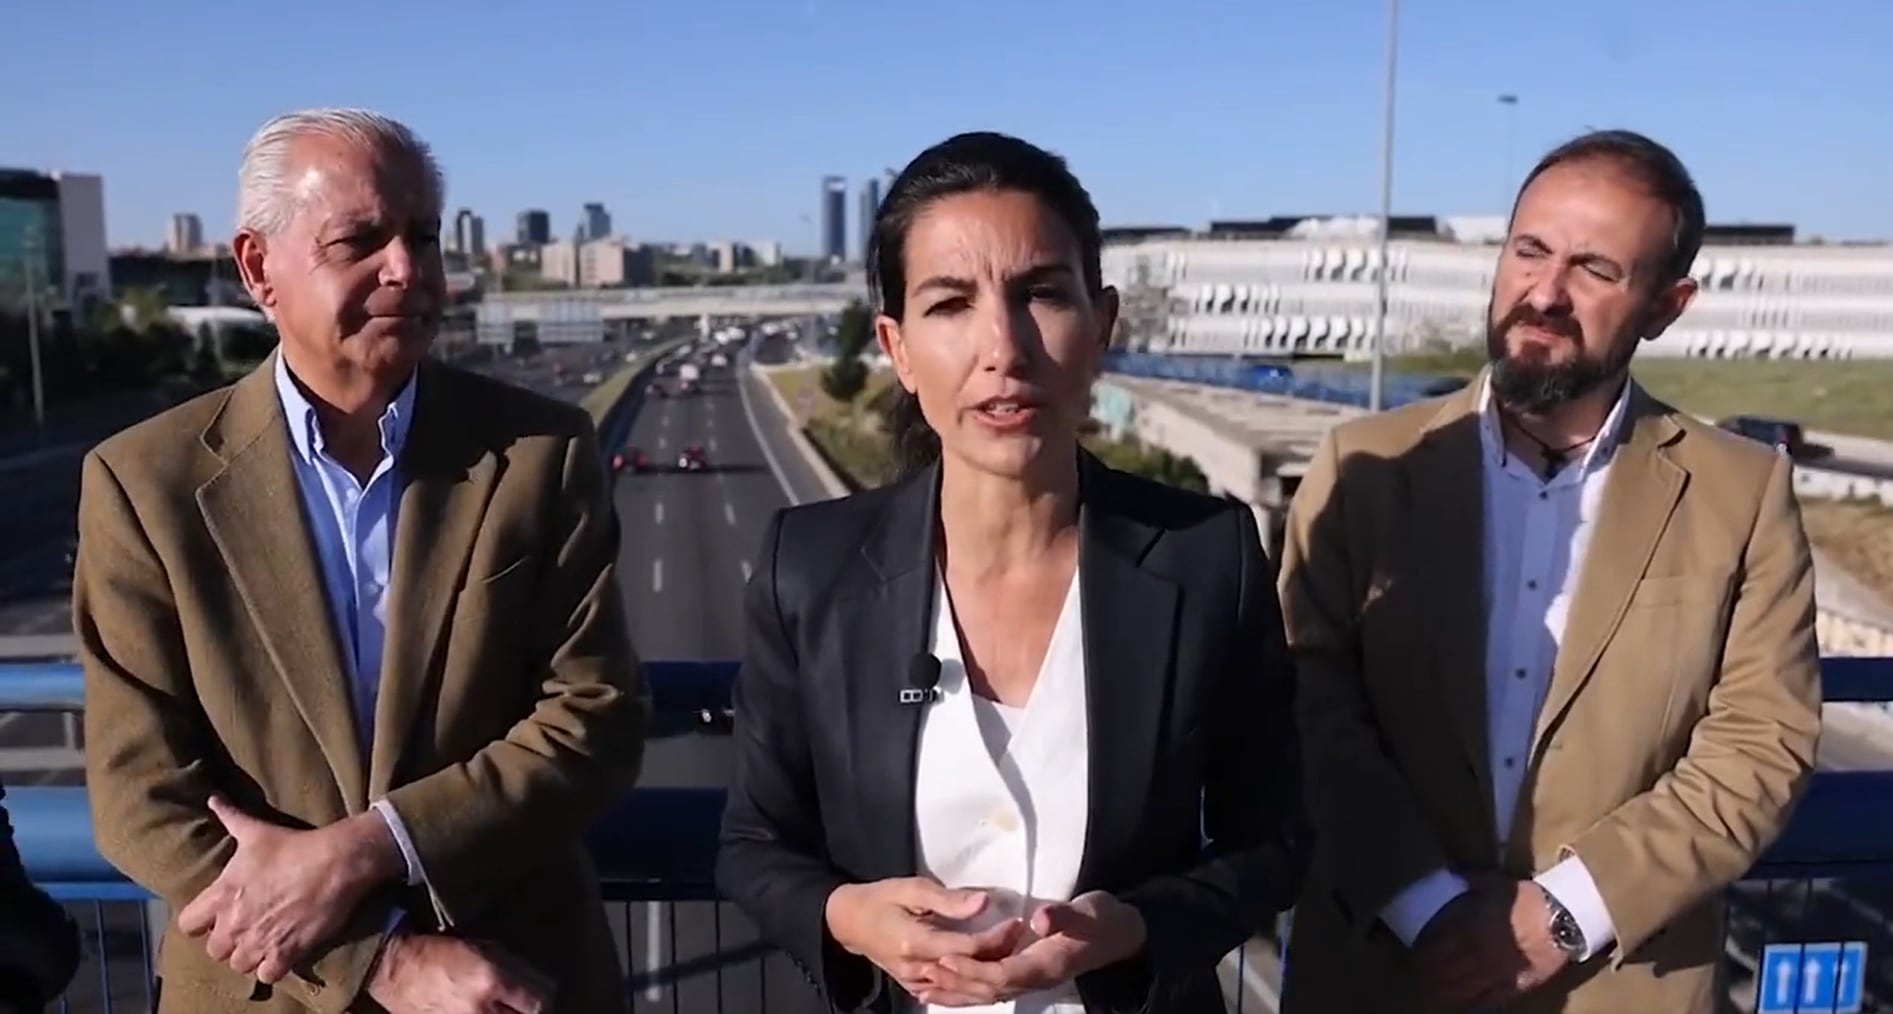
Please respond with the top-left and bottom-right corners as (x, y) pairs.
(74, 107), (646, 1013)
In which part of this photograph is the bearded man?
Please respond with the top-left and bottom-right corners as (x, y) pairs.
(1277, 129), (1821, 1013)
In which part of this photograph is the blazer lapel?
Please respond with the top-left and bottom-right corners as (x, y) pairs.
(1074, 456), (1178, 891)
(1401, 385), (1496, 840)
(1531, 391), (1685, 756)
(370, 362), (500, 796)
(844, 463), (940, 879)
(195, 361), (366, 808)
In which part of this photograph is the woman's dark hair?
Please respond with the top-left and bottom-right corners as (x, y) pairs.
(867, 131), (1105, 477)
(1513, 129), (1706, 289)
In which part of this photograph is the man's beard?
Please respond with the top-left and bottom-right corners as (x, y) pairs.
(1484, 302), (1640, 416)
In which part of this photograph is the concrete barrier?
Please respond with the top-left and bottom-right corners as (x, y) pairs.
(745, 363), (851, 498)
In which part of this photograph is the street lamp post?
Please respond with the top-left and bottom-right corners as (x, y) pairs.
(1368, 0), (1401, 413)
(21, 227), (47, 428)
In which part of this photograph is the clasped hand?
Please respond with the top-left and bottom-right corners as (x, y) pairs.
(826, 879), (1145, 1008)
(176, 796), (394, 984)
(1414, 876), (1569, 1013)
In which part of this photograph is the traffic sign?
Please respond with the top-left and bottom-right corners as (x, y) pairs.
(1757, 941), (1868, 1013)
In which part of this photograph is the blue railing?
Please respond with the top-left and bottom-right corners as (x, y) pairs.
(1102, 349), (1457, 410)
(8, 657), (1893, 1012)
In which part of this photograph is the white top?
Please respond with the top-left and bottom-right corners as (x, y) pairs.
(1381, 375), (1632, 961)
(913, 565), (1090, 1014)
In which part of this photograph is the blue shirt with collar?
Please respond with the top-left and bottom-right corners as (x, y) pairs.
(271, 352), (427, 889)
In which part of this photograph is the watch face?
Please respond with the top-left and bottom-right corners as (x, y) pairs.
(1552, 911), (1585, 953)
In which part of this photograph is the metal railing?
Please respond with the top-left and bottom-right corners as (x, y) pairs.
(7, 658), (1893, 1013)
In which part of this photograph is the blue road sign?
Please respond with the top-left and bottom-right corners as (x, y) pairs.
(1757, 941), (1869, 1014)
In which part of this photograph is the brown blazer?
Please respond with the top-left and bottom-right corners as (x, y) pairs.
(74, 357), (647, 1014)
(1277, 378), (1822, 1013)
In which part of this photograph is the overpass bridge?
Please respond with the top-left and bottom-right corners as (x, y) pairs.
(475, 283), (858, 344)
(9, 345), (1893, 1012)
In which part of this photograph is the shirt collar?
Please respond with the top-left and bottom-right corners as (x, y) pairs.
(273, 351), (418, 466)
(1475, 367), (1633, 476)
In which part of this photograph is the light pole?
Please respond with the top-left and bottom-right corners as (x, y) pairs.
(1368, 0), (1401, 413)
(1498, 93), (1520, 194)
(21, 226), (47, 428)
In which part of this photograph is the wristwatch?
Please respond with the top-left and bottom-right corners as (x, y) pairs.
(1540, 887), (1586, 959)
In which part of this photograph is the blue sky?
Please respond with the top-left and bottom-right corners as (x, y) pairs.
(6, 0), (1887, 250)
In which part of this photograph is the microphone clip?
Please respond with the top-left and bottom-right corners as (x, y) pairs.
(898, 687), (942, 705)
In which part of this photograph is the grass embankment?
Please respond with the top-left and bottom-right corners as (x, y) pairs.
(1363, 350), (1893, 606)
(762, 364), (1207, 493)
(764, 365), (902, 488)
(1370, 349), (1893, 442)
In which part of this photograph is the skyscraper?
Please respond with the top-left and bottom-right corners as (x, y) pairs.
(820, 176), (847, 263)
(167, 213), (203, 255)
(579, 203), (611, 243)
(453, 209), (486, 260)
(516, 209), (550, 245)
(858, 178), (881, 265)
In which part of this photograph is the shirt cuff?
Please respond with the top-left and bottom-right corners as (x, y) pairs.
(1380, 868), (1470, 946)
(1535, 854), (1617, 961)
(371, 798), (428, 888)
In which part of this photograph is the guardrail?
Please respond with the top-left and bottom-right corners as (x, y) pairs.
(8, 658), (1893, 1012)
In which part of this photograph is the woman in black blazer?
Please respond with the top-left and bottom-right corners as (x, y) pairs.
(717, 131), (1307, 1013)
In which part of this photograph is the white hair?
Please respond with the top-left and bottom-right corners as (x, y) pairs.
(235, 107), (444, 236)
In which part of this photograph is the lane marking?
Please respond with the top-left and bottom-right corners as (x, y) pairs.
(735, 355), (801, 505)
(708, 436), (718, 453)
(643, 902), (665, 1002)
(741, 560), (753, 581)
(652, 558), (663, 593)
(657, 435), (667, 451)
(724, 503), (736, 526)
(654, 501), (664, 525)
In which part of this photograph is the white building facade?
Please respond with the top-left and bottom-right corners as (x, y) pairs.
(1106, 220), (1893, 360)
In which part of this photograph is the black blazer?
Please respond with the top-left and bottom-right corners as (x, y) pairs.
(716, 453), (1308, 1014)
(0, 778), (81, 1011)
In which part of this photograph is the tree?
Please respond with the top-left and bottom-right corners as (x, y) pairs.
(821, 300), (875, 403)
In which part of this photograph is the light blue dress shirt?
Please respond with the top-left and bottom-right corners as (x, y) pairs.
(272, 354), (429, 890)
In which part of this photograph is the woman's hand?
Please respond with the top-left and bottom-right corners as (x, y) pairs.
(824, 878), (1024, 997)
(916, 891), (1148, 1007)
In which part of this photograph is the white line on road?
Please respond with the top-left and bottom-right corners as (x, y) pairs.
(657, 435), (667, 451)
(724, 503), (736, 526)
(643, 902), (665, 1002)
(708, 436), (718, 452)
(652, 558), (663, 593)
(736, 358), (802, 505)
(741, 560), (753, 581)
(654, 501), (664, 525)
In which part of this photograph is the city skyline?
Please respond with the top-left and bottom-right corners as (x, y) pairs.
(7, 0), (1890, 249)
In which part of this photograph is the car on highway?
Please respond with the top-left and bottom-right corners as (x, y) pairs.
(581, 369), (603, 384)
(677, 443), (708, 471)
(1718, 415), (1824, 460)
(610, 447), (650, 474)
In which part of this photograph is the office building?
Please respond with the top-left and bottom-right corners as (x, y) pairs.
(1102, 216), (1893, 359)
(167, 213), (204, 255)
(0, 168), (109, 311)
(579, 203), (611, 243)
(858, 178), (881, 263)
(821, 176), (846, 263)
(453, 209), (486, 261)
(517, 209), (551, 246)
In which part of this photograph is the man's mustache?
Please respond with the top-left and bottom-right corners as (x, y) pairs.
(1494, 305), (1582, 343)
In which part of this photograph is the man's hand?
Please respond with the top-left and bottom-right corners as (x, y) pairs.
(918, 891), (1147, 1007)
(367, 930), (553, 1014)
(176, 796), (404, 984)
(1414, 877), (1569, 1012)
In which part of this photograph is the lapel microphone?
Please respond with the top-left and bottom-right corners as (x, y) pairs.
(900, 653), (943, 705)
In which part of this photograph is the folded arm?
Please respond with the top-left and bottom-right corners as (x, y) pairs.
(381, 421), (648, 928)
(1279, 433), (1462, 938)
(75, 452), (389, 1014)
(716, 512), (879, 1011)
(1565, 453), (1822, 959)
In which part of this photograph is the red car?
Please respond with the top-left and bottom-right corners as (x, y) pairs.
(677, 444), (708, 471)
(610, 447), (650, 474)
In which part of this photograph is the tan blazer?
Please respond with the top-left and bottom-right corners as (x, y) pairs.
(74, 358), (647, 1014)
(1277, 378), (1821, 1013)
